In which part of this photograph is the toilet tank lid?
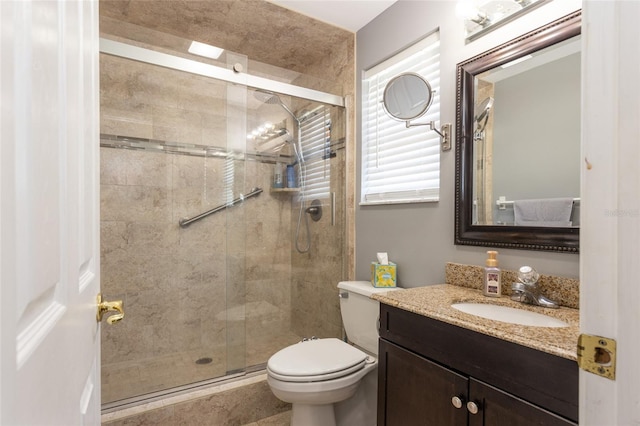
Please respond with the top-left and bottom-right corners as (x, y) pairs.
(337, 281), (402, 297)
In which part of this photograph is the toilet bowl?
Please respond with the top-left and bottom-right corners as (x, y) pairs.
(266, 281), (402, 426)
(267, 338), (376, 425)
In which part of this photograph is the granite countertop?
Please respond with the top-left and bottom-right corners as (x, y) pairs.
(372, 284), (580, 361)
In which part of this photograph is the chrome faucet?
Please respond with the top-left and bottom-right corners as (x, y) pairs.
(511, 266), (559, 309)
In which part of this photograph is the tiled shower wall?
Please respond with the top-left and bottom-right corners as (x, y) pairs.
(99, 0), (354, 406)
(290, 114), (347, 339)
(100, 53), (298, 403)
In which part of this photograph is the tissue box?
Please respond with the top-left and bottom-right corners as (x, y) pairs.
(371, 262), (397, 288)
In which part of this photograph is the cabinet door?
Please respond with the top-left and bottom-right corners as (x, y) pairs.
(467, 379), (577, 426)
(378, 339), (468, 426)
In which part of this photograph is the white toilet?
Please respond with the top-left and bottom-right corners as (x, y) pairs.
(266, 281), (402, 426)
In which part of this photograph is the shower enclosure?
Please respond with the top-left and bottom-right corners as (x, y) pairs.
(99, 22), (347, 407)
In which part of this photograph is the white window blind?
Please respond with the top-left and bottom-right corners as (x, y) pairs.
(361, 31), (441, 205)
(300, 105), (331, 200)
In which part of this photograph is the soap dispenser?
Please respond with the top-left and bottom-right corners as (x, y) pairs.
(483, 250), (501, 297)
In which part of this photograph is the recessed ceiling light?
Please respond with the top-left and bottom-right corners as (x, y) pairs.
(188, 41), (224, 59)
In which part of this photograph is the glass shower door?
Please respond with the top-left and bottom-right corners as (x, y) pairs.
(99, 49), (251, 405)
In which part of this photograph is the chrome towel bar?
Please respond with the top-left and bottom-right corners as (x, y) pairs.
(179, 187), (263, 228)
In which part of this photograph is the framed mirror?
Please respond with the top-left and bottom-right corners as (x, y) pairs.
(455, 11), (581, 253)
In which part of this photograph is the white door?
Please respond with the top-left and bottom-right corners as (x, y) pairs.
(1, 0), (102, 424)
(581, 1), (640, 424)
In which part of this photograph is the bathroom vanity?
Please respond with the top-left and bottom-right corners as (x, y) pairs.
(373, 285), (579, 426)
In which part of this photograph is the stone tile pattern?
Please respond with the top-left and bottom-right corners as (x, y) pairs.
(99, 0), (357, 289)
(290, 107), (347, 340)
(102, 376), (291, 426)
(373, 284), (580, 361)
(99, 0), (354, 89)
(99, 0), (353, 406)
(445, 262), (579, 309)
(100, 145), (303, 402)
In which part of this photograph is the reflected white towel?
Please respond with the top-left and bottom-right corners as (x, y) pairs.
(513, 198), (573, 227)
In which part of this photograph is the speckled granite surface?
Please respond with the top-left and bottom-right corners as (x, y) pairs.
(445, 262), (580, 309)
(373, 284), (579, 361)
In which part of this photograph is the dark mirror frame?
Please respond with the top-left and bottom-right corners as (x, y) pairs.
(454, 10), (581, 253)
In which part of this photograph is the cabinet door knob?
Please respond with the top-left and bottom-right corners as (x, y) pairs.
(467, 401), (480, 415)
(451, 396), (464, 409)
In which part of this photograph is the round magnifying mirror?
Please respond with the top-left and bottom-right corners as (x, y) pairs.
(383, 73), (434, 121)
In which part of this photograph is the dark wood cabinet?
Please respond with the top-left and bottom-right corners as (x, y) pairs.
(379, 339), (468, 426)
(468, 378), (575, 426)
(377, 304), (578, 426)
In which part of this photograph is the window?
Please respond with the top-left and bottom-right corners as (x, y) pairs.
(300, 105), (331, 200)
(361, 31), (441, 205)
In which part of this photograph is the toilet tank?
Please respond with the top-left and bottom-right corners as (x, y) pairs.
(337, 281), (402, 355)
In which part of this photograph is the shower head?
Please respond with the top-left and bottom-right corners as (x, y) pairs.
(254, 90), (300, 125)
(474, 97), (494, 133)
(474, 97), (494, 125)
(254, 90), (282, 105)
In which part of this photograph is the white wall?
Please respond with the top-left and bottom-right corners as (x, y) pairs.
(356, 0), (582, 287)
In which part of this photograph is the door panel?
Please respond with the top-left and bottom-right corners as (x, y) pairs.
(469, 379), (576, 426)
(1, 0), (101, 424)
(378, 339), (468, 426)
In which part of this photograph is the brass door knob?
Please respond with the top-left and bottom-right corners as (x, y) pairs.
(97, 293), (124, 324)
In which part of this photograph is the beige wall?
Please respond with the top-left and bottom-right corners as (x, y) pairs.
(99, 0), (353, 404)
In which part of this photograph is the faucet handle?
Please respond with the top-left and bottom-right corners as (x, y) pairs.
(511, 282), (527, 302)
(512, 282), (526, 291)
(517, 266), (540, 285)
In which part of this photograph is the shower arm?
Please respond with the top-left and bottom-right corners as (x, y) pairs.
(179, 187), (263, 228)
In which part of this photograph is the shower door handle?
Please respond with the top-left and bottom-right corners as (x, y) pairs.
(96, 293), (125, 325)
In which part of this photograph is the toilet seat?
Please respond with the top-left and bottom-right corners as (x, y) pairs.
(267, 338), (368, 383)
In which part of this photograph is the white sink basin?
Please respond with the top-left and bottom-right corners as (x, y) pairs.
(451, 303), (569, 328)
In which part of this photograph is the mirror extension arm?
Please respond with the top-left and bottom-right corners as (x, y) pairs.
(404, 120), (452, 151)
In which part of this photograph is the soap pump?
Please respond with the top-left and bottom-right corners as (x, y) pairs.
(483, 250), (501, 297)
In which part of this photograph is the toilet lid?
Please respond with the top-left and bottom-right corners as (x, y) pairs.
(267, 338), (368, 382)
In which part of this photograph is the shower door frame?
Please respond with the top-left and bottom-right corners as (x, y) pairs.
(99, 38), (345, 108)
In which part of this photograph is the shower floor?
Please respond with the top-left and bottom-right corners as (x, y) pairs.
(102, 330), (302, 405)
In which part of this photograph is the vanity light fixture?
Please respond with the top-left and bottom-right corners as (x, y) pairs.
(458, 0), (552, 42)
(456, 0), (492, 28)
(188, 40), (225, 59)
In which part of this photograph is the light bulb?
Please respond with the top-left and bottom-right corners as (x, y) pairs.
(188, 41), (224, 60)
(456, 0), (479, 20)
